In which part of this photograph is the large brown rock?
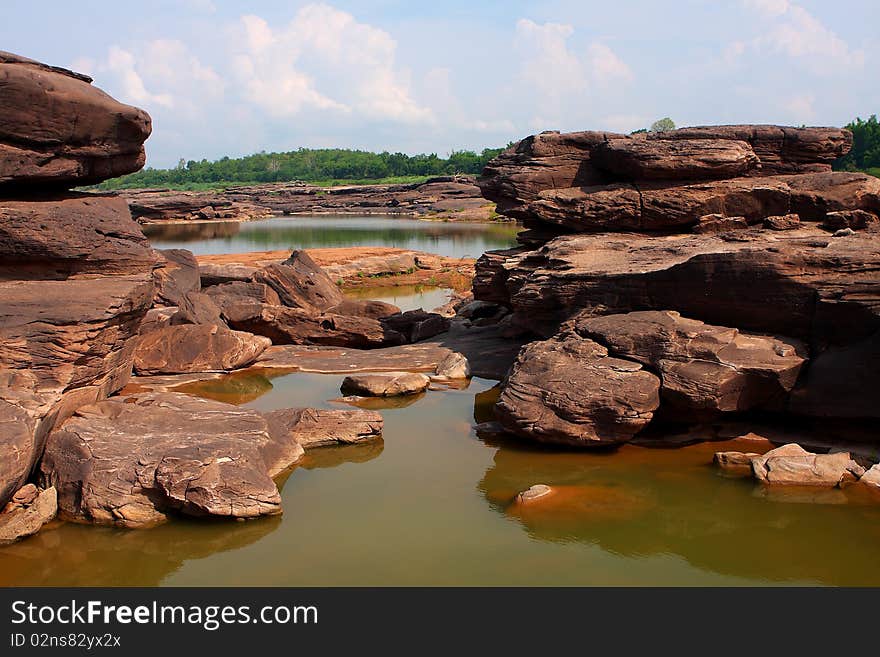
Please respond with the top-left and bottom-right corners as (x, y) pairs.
(592, 137), (759, 181)
(252, 250), (344, 311)
(495, 335), (660, 447)
(263, 408), (383, 448)
(0, 51), (151, 188)
(0, 193), (159, 278)
(152, 249), (200, 306)
(133, 324), (271, 375)
(340, 372), (430, 397)
(225, 302), (406, 348)
(0, 485), (57, 545)
(492, 227), (880, 345)
(523, 172), (880, 233)
(39, 392), (303, 527)
(477, 131), (622, 218)
(576, 311), (806, 418)
(204, 281), (281, 318)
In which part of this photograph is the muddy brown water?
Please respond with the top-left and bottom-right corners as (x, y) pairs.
(2, 371), (880, 586)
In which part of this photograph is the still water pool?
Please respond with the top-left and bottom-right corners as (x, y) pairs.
(143, 215), (520, 259)
(2, 370), (879, 586)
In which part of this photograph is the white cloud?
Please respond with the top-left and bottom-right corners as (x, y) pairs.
(588, 43), (634, 85)
(783, 93), (816, 122)
(231, 4), (432, 123)
(103, 46), (174, 108)
(735, 1), (864, 70)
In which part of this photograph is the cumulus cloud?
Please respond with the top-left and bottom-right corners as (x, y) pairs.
(736, 0), (865, 70)
(231, 5), (432, 123)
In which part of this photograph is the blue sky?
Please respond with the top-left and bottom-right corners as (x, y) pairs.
(4, 1), (877, 167)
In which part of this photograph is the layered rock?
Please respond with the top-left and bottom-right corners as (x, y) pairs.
(263, 408), (383, 448)
(132, 325), (271, 375)
(40, 392), (304, 527)
(0, 484), (57, 545)
(0, 52), (157, 510)
(496, 335), (660, 447)
(0, 51), (151, 188)
(340, 372), (431, 397)
(477, 123), (879, 447)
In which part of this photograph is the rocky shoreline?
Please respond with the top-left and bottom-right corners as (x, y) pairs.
(2, 49), (880, 548)
(115, 176), (501, 224)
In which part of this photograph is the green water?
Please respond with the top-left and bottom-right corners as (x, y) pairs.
(143, 215), (519, 259)
(3, 370), (880, 586)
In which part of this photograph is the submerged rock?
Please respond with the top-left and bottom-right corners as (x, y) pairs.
(713, 451), (760, 475)
(750, 444), (865, 487)
(340, 372), (431, 397)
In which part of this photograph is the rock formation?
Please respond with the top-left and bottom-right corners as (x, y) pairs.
(476, 125), (879, 447)
(0, 53), (155, 514)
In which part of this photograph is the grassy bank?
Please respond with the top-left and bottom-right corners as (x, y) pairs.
(94, 175), (438, 192)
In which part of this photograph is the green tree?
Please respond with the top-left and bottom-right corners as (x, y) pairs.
(834, 115), (880, 173)
(649, 117), (676, 133)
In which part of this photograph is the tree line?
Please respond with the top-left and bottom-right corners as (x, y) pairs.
(96, 147), (507, 189)
(834, 115), (880, 175)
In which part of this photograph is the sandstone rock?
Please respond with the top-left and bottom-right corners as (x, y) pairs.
(433, 352), (471, 380)
(0, 485), (57, 545)
(340, 372), (431, 397)
(495, 335), (660, 447)
(199, 263), (258, 287)
(252, 250), (344, 311)
(593, 137), (759, 181)
(0, 194), (158, 277)
(133, 324), (271, 375)
(327, 299), (401, 319)
(692, 214), (749, 234)
(750, 443), (865, 487)
(713, 451), (760, 474)
(524, 172), (880, 233)
(263, 407), (383, 449)
(0, 51), (151, 187)
(39, 392), (302, 527)
(139, 307), (177, 335)
(169, 291), (225, 327)
(834, 228), (856, 237)
(472, 248), (527, 305)
(514, 484), (554, 505)
(204, 281), (281, 317)
(860, 464), (880, 490)
(225, 303), (405, 348)
(153, 249), (200, 306)
(823, 209), (878, 230)
(380, 309), (450, 342)
(764, 214), (801, 230)
(477, 131), (622, 218)
(576, 311), (806, 418)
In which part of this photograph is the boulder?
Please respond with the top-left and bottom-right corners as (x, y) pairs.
(576, 311), (806, 418)
(0, 51), (151, 188)
(860, 464), (880, 490)
(0, 193), (159, 277)
(132, 324), (271, 375)
(263, 408), (383, 448)
(199, 262), (258, 287)
(380, 309), (450, 342)
(514, 484), (554, 505)
(692, 214), (749, 234)
(204, 281), (281, 318)
(592, 137), (759, 181)
(39, 392), (303, 527)
(340, 372), (431, 397)
(495, 335), (660, 447)
(153, 249), (200, 306)
(252, 250), (344, 311)
(327, 299), (401, 319)
(168, 291), (225, 327)
(822, 209), (879, 231)
(0, 485), (57, 545)
(433, 352), (471, 380)
(764, 214), (801, 231)
(225, 303), (405, 348)
(750, 443), (865, 487)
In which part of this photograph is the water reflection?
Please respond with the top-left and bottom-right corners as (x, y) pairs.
(143, 215), (519, 259)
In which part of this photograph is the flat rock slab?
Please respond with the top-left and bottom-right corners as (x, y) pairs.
(263, 408), (383, 449)
(40, 392), (304, 528)
(133, 324), (271, 375)
(496, 335), (660, 447)
(341, 372), (430, 397)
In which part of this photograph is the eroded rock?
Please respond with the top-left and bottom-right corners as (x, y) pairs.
(750, 444), (865, 487)
(133, 324), (271, 375)
(263, 408), (383, 449)
(340, 372), (431, 397)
